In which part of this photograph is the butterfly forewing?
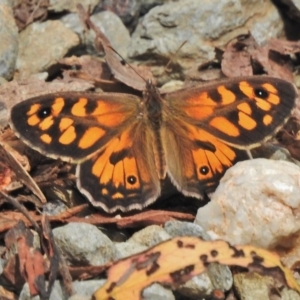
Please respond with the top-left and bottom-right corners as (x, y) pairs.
(10, 92), (141, 163)
(165, 76), (297, 148)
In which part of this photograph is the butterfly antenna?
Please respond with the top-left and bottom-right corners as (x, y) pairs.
(165, 40), (187, 73)
(107, 45), (147, 83)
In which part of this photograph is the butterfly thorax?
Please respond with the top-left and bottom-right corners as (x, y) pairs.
(142, 80), (166, 179)
(143, 80), (163, 130)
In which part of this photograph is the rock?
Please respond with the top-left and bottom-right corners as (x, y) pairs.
(234, 273), (274, 299)
(128, 225), (171, 247)
(0, 0), (14, 6)
(68, 296), (90, 300)
(177, 263), (232, 299)
(70, 280), (106, 299)
(281, 288), (300, 300)
(129, 0), (285, 71)
(140, 0), (165, 15)
(177, 272), (214, 299)
(195, 158), (300, 249)
(164, 220), (211, 240)
(233, 272), (300, 300)
(53, 222), (116, 266)
(49, 0), (99, 13)
(0, 258), (4, 275)
(19, 281), (64, 300)
(43, 200), (69, 216)
(100, 0), (141, 26)
(16, 20), (80, 79)
(114, 241), (148, 260)
(61, 11), (130, 57)
(0, 4), (18, 80)
(142, 283), (175, 300)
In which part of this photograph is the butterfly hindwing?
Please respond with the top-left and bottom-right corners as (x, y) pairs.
(77, 122), (161, 212)
(162, 119), (249, 198)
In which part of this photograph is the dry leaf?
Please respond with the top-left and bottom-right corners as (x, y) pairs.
(94, 236), (300, 299)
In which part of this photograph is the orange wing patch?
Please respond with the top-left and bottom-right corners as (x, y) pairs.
(209, 117), (240, 136)
(79, 127), (106, 149)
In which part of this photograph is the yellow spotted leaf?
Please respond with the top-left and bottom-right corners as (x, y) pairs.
(94, 236), (300, 300)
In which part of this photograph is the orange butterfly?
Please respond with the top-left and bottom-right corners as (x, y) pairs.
(10, 76), (297, 212)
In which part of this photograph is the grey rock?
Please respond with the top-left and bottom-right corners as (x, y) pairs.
(164, 220), (211, 240)
(208, 263), (233, 291)
(177, 263), (232, 299)
(49, 0), (99, 13)
(69, 280), (106, 299)
(129, 0), (284, 71)
(16, 20), (80, 79)
(100, 0), (141, 25)
(143, 283), (175, 300)
(0, 258), (5, 275)
(140, 0), (165, 15)
(114, 241), (148, 260)
(0, 0), (14, 6)
(43, 200), (69, 216)
(53, 222), (116, 266)
(61, 11), (130, 57)
(68, 296), (90, 300)
(128, 225), (171, 247)
(281, 288), (300, 300)
(19, 281), (64, 300)
(234, 273), (276, 300)
(235, 273), (300, 299)
(177, 272), (214, 299)
(0, 4), (18, 80)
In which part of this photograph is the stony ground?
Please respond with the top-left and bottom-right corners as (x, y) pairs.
(1, 0), (300, 299)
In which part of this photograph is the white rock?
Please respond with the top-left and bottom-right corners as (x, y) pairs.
(195, 159), (300, 249)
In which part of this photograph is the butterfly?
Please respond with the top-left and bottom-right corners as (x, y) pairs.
(10, 76), (297, 213)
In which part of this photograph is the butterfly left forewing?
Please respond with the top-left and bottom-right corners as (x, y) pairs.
(10, 92), (141, 162)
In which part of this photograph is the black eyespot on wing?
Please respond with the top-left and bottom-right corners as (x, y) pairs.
(254, 87), (269, 99)
(200, 166), (209, 175)
(37, 106), (52, 119)
(127, 176), (137, 185)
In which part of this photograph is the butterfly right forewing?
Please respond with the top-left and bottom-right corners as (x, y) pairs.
(165, 76), (297, 148)
(162, 76), (297, 198)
